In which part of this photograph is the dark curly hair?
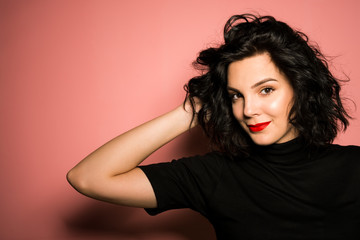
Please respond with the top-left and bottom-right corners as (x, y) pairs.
(185, 13), (351, 156)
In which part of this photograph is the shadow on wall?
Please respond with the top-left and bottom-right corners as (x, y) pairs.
(64, 126), (215, 239)
(177, 124), (212, 157)
(64, 202), (216, 239)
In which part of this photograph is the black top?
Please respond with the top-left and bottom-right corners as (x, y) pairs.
(139, 138), (360, 239)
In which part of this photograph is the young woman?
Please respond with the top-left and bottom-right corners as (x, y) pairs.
(67, 14), (360, 239)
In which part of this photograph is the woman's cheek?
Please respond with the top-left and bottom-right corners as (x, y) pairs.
(232, 103), (244, 121)
(267, 99), (280, 115)
(266, 94), (288, 116)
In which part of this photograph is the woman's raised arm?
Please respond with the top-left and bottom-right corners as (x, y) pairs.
(67, 101), (197, 208)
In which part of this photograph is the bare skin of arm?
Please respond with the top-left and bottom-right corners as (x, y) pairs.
(67, 101), (197, 208)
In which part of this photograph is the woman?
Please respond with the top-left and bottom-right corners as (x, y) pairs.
(67, 14), (360, 239)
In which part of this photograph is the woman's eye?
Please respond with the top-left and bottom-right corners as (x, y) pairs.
(260, 87), (274, 95)
(230, 93), (243, 101)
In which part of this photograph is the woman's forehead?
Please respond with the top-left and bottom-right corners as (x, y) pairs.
(227, 53), (287, 89)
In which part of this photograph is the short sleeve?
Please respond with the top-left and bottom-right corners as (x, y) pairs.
(139, 152), (225, 217)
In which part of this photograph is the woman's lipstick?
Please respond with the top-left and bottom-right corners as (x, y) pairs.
(247, 121), (271, 132)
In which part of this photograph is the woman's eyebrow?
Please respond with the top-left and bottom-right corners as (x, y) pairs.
(251, 78), (278, 89)
(227, 78), (278, 92)
(227, 86), (240, 92)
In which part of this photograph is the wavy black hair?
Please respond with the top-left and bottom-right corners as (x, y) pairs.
(185, 13), (351, 156)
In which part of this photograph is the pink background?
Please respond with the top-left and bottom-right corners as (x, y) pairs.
(1, 0), (359, 239)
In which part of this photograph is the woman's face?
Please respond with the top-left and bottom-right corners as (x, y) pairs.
(227, 53), (298, 145)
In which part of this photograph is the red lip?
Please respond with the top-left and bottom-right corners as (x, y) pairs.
(247, 121), (271, 132)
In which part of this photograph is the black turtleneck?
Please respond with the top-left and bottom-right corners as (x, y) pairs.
(253, 137), (311, 164)
(140, 139), (360, 239)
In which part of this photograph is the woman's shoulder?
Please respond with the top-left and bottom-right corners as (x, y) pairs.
(174, 151), (231, 169)
(140, 151), (233, 178)
(326, 143), (360, 154)
(321, 143), (360, 165)
(182, 151), (231, 160)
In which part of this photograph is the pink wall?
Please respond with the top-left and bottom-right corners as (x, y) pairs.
(1, 0), (359, 239)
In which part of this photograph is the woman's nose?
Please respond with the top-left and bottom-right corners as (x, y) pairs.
(243, 97), (260, 117)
